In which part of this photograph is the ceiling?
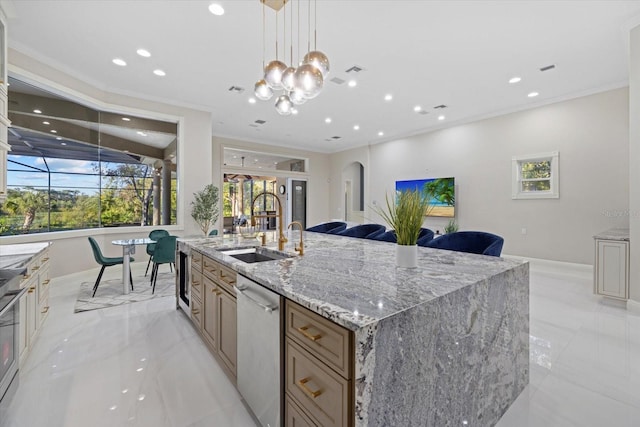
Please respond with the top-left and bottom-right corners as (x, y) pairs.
(5, 1), (640, 154)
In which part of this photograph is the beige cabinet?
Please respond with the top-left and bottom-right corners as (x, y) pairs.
(188, 251), (237, 382)
(18, 245), (51, 365)
(594, 238), (629, 300)
(285, 300), (354, 427)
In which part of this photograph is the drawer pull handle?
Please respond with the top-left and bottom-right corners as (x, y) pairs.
(28, 287), (36, 293)
(22, 274), (31, 280)
(298, 377), (322, 399)
(297, 326), (322, 342)
(32, 266), (40, 270)
(42, 279), (51, 285)
(212, 287), (222, 295)
(42, 257), (49, 262)
(192, 308), (200, 315)
(192, 280), (200, 286)
(41, 306), (50, 314)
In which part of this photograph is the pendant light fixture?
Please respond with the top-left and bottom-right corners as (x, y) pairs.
(254, 0), (330, 115)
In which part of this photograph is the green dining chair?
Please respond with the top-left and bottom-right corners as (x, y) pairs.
(145, 229), (170, 276)
(149, 235), (177, 294)
(208, 229), (218, 236)
(88, 237), (134, 297)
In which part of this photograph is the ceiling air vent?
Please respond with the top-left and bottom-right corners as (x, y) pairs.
(434, 104), (447, 109)
(228, 86), (245, 93)
(540, 64), (556, 72)
(330, 77), (345, 85)
(254, 119), (267, 125)
(331, 136), (342, 140)
(345, 65), (365, 73)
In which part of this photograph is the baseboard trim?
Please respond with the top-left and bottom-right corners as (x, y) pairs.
(502, 254), (593, 276)
(627, 299), (640, 316)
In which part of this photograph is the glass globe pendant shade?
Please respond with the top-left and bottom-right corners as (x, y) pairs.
(254, 79), (273, 101)
(264, 60), (287, 89)
(281, 67), (297, 92)
(303, 51), (330, 77)
(288, 89), (307, 105)
(294, 64), (324, 99)
(274, 94), (293, 116)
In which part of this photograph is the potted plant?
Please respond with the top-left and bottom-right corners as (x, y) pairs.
(445, 219), (458, 234)
(375, 188), (431, 268)
(190, 184), (220, 236)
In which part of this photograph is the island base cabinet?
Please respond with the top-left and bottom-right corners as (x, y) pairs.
(286, 338), (351, 427)
(202, 276), (219, 350)
(594, 239), (629, 300)
(217, 290), (237, 377)
(286, 396), (317, 427)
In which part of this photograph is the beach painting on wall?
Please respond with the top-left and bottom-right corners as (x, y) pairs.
(395, 177), (455, 217)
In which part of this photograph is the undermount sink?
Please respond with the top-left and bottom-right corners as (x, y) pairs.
(218, 247), (292, 264)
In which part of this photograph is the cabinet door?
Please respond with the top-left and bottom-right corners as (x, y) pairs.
(18, 292), (29, 363)
(217, 290), (237, 377)
(596, 240), (629, 299)
(202, 276), (218, 350)
(27, 280), (37, 343)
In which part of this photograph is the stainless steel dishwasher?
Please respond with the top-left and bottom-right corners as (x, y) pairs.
(236, 275), (281, 427)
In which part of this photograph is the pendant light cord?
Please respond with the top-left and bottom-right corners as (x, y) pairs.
(262, 2), (265, 69)
(314, 0), (317, 50)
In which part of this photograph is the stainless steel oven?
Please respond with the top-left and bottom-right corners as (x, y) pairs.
(177, 250), (190, 313)
(0, 282), (26, 404)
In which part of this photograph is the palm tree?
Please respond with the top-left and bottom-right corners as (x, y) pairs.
(3, 188), (48, 231)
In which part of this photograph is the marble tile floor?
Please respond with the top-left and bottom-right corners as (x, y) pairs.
(1, 260), (639, 426)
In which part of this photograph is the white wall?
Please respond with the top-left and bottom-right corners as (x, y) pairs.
(629, 26), (640, 303)
(212, 136), (331, 229)
(330, 88), (629, 265)
(4, 50), (213, 277)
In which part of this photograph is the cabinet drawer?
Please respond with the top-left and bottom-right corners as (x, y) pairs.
(217, 264), (236, 296)
(191, 268), (202, 301)
(190, 294), (202, 329)
(286, 338), (351, 427)
(38, 288), (50, 322)
(286, 301), (352, 378)
(286, 395), (317, 427)
(39, 268), (51, 305)
(191, 252), (203, 272)
(202, 255), (220, 281)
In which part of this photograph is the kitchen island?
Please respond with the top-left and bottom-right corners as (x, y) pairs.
(177, 231), (529, 426)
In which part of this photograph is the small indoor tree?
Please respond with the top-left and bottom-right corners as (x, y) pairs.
(190, 184), (220, 235)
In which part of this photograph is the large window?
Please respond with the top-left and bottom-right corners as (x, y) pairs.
(0, 78), (178, 236)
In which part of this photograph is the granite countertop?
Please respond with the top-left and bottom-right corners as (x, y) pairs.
(593, 228), (630, 241)
(0, 242), (51, 270)
(179, 232), (526, 331)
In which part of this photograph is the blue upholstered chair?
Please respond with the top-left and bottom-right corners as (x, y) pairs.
(337, 223), (386, 239)
(88, 237), (134, 297)
(372, 228), (435, 244)
(150, 235), (178, 294)
(306, 221), (347, 234)
(423, 231), (504, 257)
(145, 229), (170, 276)
(208, 229), (219, 236)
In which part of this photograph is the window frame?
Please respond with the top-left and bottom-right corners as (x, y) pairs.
(511, 151), (559, 199)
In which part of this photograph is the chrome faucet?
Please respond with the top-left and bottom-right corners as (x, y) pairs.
(251, 191), (288, 251)
(288, 221), (304, 256)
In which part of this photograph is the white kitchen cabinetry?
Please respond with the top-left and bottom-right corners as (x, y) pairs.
(594, 229), (629, 301)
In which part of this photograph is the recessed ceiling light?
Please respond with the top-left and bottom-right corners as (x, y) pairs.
(122, 117), (131, 121)
(528, 92), (539, 98)
(42, 121), (50, 125)
(209, 3), (225, 15)
(353, 125), (360, 130)
(378, 131), (384, 136)
(137, 49), (151, 58)
(291, 108), (298, 115)
(325, 117), (332, 124)
(153, 69), (166, 76)
(137, 131), (147, 136)
(509, 76), (521, 84)
(50, 130), (57, 133)
(413, 105), (422, 112)
(123, 150), (130, 153)
(60, 142), (67, 146)
(33, 109), (42, 114)
(438, 115), (445, 121)
(348, 80), (357, 88)
(112, 58), (127, 66)
(248, 97), (256, 104)
(384, 94), (393, 101)
(56, 137), (62, 140)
